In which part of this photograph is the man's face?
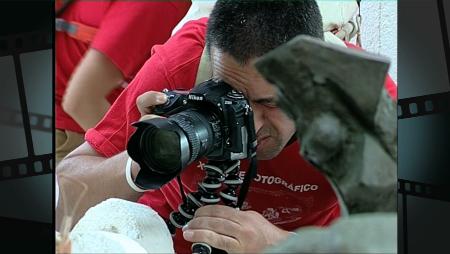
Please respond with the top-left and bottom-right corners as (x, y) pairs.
(211, 47), (296, 160)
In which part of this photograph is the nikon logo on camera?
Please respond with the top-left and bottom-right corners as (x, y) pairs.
(188, 94), (204, 101)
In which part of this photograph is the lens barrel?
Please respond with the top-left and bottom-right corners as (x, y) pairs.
(127, 109), (221, 189)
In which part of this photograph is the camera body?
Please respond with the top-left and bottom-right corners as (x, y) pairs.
(154, 79), (252, 161)
(127, 79), (256, 190)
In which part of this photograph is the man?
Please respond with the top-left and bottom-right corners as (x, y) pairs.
(55, 0), (191, 164)
(57, 1), (396, 253)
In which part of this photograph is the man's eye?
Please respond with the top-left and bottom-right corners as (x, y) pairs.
(263, 102), (278, 108)
(252, 98), (278, 108)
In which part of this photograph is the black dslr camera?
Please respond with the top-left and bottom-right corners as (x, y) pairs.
(127, 79), (257, 190)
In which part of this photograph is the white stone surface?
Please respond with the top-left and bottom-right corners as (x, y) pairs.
(72, 198), (174, 254)
(70, 231), (147, 253)
(360, 1), (398, 82)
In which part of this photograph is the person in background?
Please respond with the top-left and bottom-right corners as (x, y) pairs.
(55, 0), (191, 164)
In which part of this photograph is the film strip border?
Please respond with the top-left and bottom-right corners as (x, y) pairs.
(398, 91), (450, 201)
(0, 28), (53, 181)
(0, 153), (52, 181)
(398, 179), (450, 203)
(398, 90), (450, 253)
(0, 29), (51, 57)
(398, 91), (450, 119)
(0, 107), (52, 133)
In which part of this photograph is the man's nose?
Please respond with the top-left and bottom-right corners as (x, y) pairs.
(251, 105), (264, 132)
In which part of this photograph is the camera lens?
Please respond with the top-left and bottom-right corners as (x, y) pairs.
(171, 110), (218, 162)
(127, 109), (222, 188)
(142, 128), (181, 174)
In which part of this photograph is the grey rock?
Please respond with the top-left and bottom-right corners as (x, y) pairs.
(254, 35), (397, 214)
(265, 213), (397, 254)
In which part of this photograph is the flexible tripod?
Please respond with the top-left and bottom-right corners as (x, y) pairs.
(165, 94), (258, 254)
(166, 160), (244, 254)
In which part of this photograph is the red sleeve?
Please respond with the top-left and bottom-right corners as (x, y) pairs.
(85, 53), (171, 157)
(344, 42), (397, 100)
(90, 1), (191, 82)
(85, 19), (207, 157)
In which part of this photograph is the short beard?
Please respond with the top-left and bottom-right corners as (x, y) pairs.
(255, 138), (284, 160)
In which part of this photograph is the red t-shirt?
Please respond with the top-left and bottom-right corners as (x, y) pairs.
(86, 18), (397, 253)
(55, 1), (191, 133)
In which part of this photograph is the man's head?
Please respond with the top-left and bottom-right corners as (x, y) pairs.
(206, 0), (323, 160)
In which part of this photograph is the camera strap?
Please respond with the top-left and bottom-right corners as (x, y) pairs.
(195, 47), (213, 86)
(237, 107), (259, 209)
(177, 175), (188, 204)
(55, 0), (98, 43)
(237, 155), (257, 208)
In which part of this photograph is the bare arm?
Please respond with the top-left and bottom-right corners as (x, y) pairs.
(62, 48), (124, 131)
(56, 90), (168, 230)
(55, 142), (141, 230)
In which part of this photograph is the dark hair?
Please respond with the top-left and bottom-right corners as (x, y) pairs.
(206, 0), (323, 64)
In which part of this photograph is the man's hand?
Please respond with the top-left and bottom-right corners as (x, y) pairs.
(182, 205), (291, 253)
(136, 90), (167, 120)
